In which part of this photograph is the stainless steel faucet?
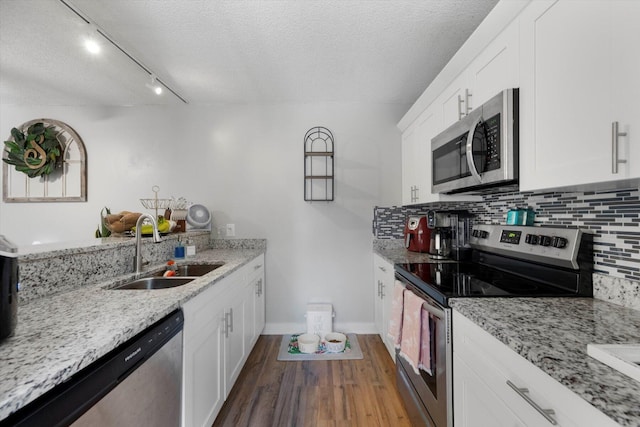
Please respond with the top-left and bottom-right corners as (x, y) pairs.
(134, 213), (162, 275)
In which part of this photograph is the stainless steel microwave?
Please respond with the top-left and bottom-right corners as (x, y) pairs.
(431, 88), (518, 194)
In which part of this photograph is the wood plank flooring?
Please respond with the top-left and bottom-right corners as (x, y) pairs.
(212, 334), (412, 427)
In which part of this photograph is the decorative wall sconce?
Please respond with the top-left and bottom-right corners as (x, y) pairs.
(304, 126), (334, 201)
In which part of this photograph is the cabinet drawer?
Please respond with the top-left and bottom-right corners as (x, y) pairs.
(245, 254), (265, 281)
(453, 311), (618, 427)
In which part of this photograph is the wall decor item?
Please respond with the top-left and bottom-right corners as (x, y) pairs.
(2, 119), (87, 202)
(304, 126), (334, 201)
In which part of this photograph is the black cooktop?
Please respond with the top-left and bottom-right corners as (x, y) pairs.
(395, 260), (590, 307)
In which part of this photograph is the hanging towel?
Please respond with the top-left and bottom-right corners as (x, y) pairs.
(387, 280), (405, 348)
(419, 308), (433, 375)
(399, 290), (424, 374)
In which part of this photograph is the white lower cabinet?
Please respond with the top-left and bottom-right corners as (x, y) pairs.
(246, 254), (265, 349)
(182, 254), (266, 427)
(453, 311), (619, 427)
(373, 254), (395, 360)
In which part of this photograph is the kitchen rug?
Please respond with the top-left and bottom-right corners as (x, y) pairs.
(277, 333), (363, 361)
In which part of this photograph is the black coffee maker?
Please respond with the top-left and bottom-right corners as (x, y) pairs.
(1, 235), (18, 340)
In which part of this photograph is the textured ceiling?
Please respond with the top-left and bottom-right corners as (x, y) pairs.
(0, 0), (498, 106)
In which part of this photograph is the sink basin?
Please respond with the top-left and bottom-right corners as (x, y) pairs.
(587, 343), (640, 382)
(114, 277), (194, 290)
(153, 262), (224, 277)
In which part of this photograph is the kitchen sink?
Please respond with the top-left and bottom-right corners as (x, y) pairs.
(114, 277), (195, 290)
(587, 343), (640, 382)
(152, 263), (225, 277)
(111, 263), (225, 290)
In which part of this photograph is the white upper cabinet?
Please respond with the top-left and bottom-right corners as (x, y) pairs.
(401, 105), (442, 205)
(399, 1), (526, 205)
(612, 0), (640, 179)
(439, 72), (472, 131)
(467, 20), (520, 107)
(519, 0), (640, 191)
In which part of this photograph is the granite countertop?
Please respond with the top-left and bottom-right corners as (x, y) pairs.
(375, 246), (458, 265)
(450, 298), (640, 427)
(0, 247), (264, 420)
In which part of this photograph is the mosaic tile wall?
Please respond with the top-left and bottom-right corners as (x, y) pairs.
(373, 187), (640, 282)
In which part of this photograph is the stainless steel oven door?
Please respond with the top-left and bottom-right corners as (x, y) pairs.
(395, 277), (453, 427)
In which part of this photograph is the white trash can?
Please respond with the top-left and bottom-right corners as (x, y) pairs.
(305, 303), (333, 341)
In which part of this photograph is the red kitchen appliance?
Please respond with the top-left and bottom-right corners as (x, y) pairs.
(404, 216), (431, 253)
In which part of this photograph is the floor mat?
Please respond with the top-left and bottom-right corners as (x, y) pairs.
(277, 333), (364, 361)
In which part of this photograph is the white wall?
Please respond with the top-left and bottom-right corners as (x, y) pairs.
(0, 102), (403, 332)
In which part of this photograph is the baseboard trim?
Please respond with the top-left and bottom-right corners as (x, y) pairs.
(263, 322), (377, 335)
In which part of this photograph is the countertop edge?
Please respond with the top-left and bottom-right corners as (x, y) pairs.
(0, 247), (264, 420)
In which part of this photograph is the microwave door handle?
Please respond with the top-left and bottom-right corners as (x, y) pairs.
(465, 116), (483, 183)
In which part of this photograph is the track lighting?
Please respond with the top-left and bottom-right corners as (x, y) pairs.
(58, 0), (187, 103)
(146, 75), (163, 95)
(84, 38), (100, 54)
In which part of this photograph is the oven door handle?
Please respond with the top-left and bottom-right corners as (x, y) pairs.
(422, 300), (445, 320)
(465, 115), (483, 183)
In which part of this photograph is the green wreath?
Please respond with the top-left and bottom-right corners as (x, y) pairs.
(2, 122), (63, 178)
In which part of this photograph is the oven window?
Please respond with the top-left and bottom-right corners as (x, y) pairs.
(432, 133), (470, 185)
(420, 314), (438, 397)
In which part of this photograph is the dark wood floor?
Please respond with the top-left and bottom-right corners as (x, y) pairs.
(212, 334), (412, 427)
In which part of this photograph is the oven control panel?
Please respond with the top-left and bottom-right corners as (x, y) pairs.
(470, 224), (588, 269)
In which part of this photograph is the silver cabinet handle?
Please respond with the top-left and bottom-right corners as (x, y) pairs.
(378, 266), (387, 272)
(465, 89), (473, 114)
(458, 94), (465, 120)
(380, 282), (385, 298)
(223, 313), (230, 338)
(255, 279), (261, 295)
(254, 264), (262, 270)
(506, 380), (557, 425)
(612, 121), (627, 174)
(259, 278), (263, 296)
(376, 280), (381, 298)
(229, 308), (234, 333)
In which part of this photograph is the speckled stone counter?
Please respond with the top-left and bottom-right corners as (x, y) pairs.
(373, 238), (456, 264)
(450, 298), (640, 427)
(0, 246), (264, 420)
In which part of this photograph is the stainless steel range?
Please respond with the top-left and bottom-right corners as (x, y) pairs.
(393, 224), (594, 427)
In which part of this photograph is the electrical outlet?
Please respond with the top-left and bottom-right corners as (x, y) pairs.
(226, 224), (235, 237)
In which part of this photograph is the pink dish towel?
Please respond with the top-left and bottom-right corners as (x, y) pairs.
(399, 290), (425, 374)
(387, 280), (405, 348)
(419, 308), (433, 375)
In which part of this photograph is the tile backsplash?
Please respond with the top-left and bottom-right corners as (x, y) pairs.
(373, 187), (640, 282)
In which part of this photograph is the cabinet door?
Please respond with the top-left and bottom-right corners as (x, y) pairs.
(440, 72), (471, 130)
(182, 309), (225, 427)
(468, 19), (520, 107)
(373, 254), (396, 360)
(246, 274), (265, 348)
(454, 355), (527, 427)
(224, 289), (246, 397)
(612, 0), (640, 178)
(519, 0), (640, 191)
(373, 256), (385, 338)
(401, 125), (419, 205)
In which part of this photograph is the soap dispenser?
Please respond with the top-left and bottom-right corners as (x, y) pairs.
(174, 238), (185, 259)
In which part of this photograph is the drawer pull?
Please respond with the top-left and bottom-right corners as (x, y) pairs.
(506, 380), (557, 425)
(378, 266), (387, 272)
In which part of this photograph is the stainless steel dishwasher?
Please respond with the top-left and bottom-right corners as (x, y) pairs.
(4, 310), (183, 427)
